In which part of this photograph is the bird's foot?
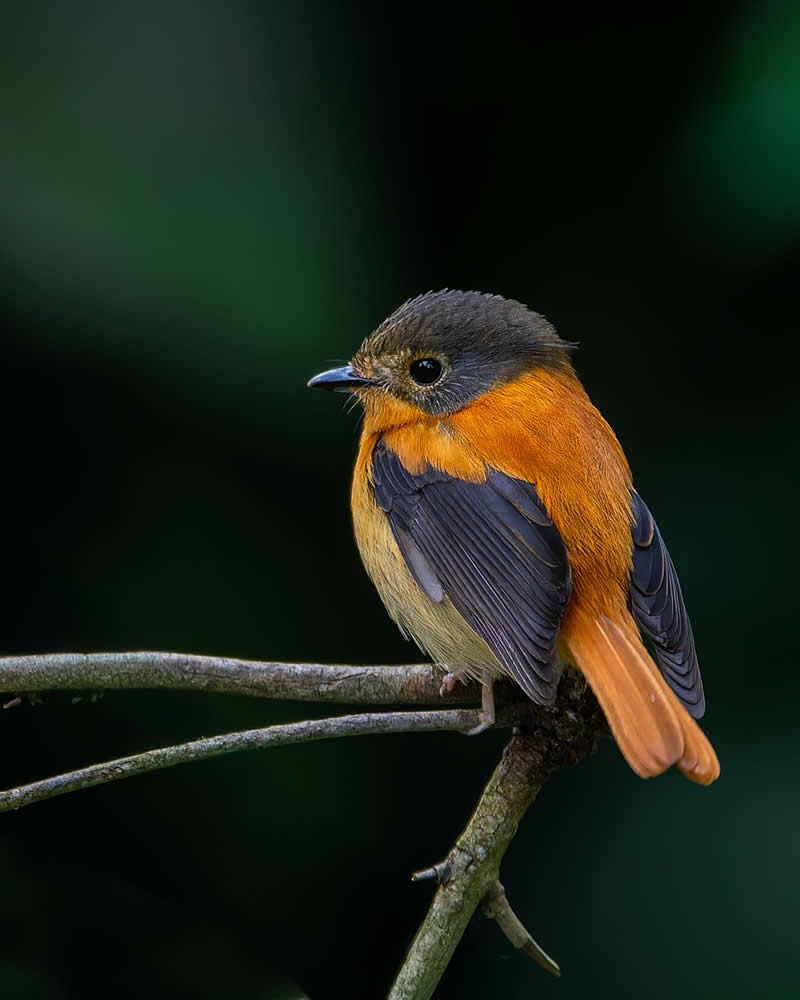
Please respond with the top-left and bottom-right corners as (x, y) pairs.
(465, 672), (495, 736)
(439, 671), (459, 697)
(465, 713), (494, 737)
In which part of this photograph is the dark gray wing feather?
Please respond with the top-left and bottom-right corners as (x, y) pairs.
(629, 490), (706, 718)
(370, 441), (571, 704)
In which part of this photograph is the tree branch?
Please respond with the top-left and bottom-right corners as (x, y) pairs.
(0, 707), (512, 814)
(482, 880), (560, 975)
(0, 652), (473, 705)
(0, 652), (605, 997)
(388, 674), (604, 999)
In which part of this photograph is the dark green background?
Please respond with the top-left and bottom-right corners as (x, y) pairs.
(1, 2), (797, 997)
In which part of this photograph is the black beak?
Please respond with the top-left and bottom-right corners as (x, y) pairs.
(306, 365), (371, 391)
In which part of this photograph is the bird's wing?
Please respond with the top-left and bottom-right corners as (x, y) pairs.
(629, 490), (706, 718)
(370, 440), (571, 704)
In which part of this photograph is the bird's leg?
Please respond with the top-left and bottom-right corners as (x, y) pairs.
(465, 671), (495, 736)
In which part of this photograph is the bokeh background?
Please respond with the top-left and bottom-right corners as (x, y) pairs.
(1, 2), (798, 997)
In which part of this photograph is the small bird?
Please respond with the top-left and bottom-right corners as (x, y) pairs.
(308, 290), (719, 784)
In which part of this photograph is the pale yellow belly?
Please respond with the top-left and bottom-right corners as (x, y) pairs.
(351, 471), (506, 682)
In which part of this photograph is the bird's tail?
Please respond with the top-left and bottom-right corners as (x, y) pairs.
(563, 607), (719, 785)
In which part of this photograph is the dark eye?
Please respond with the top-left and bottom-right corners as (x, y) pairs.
(409, 357), (443, 385)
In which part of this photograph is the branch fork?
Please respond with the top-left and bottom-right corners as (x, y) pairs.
(0, 652), (604, 997)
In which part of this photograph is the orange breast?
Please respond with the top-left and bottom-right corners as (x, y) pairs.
(351, 371), (718, 784)
(355, 367), (634, 620)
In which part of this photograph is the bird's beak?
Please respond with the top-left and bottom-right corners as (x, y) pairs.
(306, 365), (371, 391)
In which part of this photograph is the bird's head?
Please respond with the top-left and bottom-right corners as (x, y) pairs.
(307, 290), (574, 417)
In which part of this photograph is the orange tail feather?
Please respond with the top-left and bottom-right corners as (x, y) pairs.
(564, 608), (719, 785)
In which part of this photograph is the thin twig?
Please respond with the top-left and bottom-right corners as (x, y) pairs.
(0, 708), (494, 814)
(411, 861), (452, 884)
(482, 880), (560, 976)
(0, 653), (475, 705)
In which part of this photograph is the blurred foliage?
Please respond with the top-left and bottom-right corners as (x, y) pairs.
(0, 1), (798, 998)
(679, 0), (800, 247)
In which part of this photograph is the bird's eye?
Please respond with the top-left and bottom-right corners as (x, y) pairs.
(409, 357), (443, 386)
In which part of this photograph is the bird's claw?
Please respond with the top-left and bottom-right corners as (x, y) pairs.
(465, 711), (495, 736)
(463, 671), (495, 735)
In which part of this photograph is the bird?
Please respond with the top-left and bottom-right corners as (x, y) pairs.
(308, 290), (719, 784)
